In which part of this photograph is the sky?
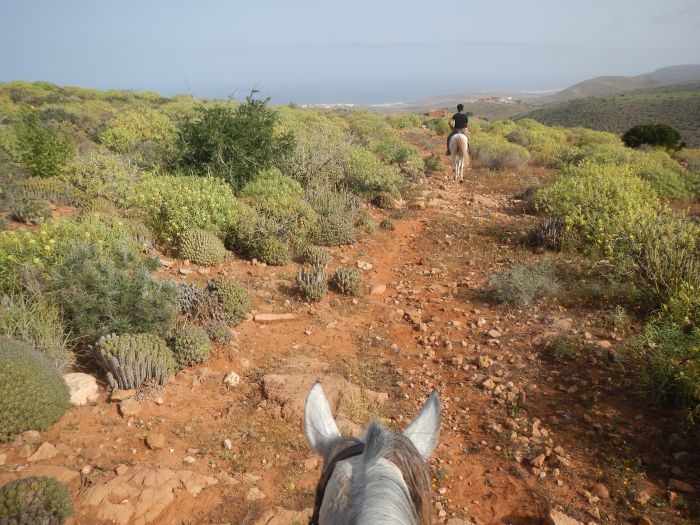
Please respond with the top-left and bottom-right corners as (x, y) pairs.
(1, 0), (699, 104)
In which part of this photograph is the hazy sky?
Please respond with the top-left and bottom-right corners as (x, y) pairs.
(1, 0), (699, 103)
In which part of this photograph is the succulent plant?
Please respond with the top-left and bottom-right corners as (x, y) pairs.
(80, 197), (118, 216)
(298, 245), (330, 267)
(331, 267), (362, 296)
(313, 215), (356, 247)
(174, 282), (224, 322)
(297, 263), (327, 302)
(118, 218), (155, 249)
(10, 199), (52, 225)
(0, 338), (71, 442)
(171, 327), (212, 367)
(17, 178), (83, 206)
(252, 236), (291, 266)
(203, 320), (235, 344)
(207, 277), (251, 326)
(527, 218), (564, 251)
(94, 333), (176, 391)
(379, 217), (395, 231)
(178, 229), (227, 266)
(372, 192), (396, 210)
(0, 476), (74, 525)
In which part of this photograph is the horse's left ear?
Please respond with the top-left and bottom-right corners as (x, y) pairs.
(403, 390), (441, 459)
(305, 382), (341, 457)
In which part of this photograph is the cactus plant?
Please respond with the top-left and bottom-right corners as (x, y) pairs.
(178, 228), (227, 266)
(379, 217), (395, 231)
(10, 199), (52, 225)
(0, 338), (71, 442)
(174, 282), (224, 322)
(207, 277), (251, 326)
(0, 476), (74, 525)
(331, 267), (362, 296)
(17, 177), (83, 206)
(527, 218), (564, 251)
(171, 326), (212, 367)
(297, 264), (327, 302)
(94, 333), (176, 391)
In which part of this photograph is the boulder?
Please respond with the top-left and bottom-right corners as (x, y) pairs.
(63, 372), (100, 405)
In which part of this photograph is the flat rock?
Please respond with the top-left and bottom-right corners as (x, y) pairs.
(111, 389), (136, 402)
(253, 313), (297, 322)
(487, 329), (502, 338)
(0, 453), (6, 466)
(246, 486), (266, 501)
(357, 261), (373, 271)
(370, 284), (387, 295)
(470, 194), (498, 208)
(146, 433), (166, 450)
(20, 430), (42, 443)
(254, 507), (313, 525)
(119, 398), (142, 417)
(27, 442), (58, 463)
(0, 466), (79, 486)
(63, 372), (100, 405)
(545, 509), (584, 525)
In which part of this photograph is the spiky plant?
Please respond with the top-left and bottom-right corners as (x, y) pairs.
(372, 192), (396, 210)
(178, 228), (227, 266)
(298, 245), (330, 267)
(0, 476), (74, 525)
(94, 333), (176, 391)
(527, 218), (564, 251)
(0, 338), (70, 442)
(171, 326), (212, 367)
(203, 321), (235, 344)
(297, 263), (327, 302)
(379, 217), (395, 231)
(207, 277), (251, 326)
(331, 267), (362, 296)
(10, 199), (52, 225)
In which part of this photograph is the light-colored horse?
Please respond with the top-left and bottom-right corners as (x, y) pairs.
(448, 133), (470, 182)
(305, 383), (441, 525)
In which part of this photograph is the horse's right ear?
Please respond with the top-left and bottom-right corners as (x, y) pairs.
(403, 390), (441, 459)
(305, 382), (341, 457)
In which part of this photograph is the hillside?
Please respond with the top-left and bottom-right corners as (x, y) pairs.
(520, 82), (700, 146)
(545, 64), (700, 102)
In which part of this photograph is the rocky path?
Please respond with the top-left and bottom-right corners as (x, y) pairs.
(1, 129), (698, 524)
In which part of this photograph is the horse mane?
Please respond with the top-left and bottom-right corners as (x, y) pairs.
(361, 421), (433, 525)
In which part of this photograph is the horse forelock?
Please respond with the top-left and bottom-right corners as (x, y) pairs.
(362, 422), (433, 525)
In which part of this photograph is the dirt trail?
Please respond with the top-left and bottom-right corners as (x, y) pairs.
(1, 129), (698, 525)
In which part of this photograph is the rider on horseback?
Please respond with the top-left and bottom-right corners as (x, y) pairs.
(446, 104), (468, 155)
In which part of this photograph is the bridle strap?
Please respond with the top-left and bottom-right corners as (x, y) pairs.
(310, 442), (365, 525)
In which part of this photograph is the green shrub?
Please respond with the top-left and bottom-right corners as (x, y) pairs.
(423, 154), (445, 173)
(469, 133), (530, 170)
(673, 148), (700, 172)
(176, 97), (294, 190)
(225, 206), (293, 265)
(62, 151), (149, 203)
(95, 333), (176, 391)
(371, 136), (422, 166)
(638, 319), (700, 422)
(307, 186), (359, 246)
(424, 118), (450, 136)
(534, 162), (660, 255)
(99, 108), (174, 153)
(298, 245), (330, 267)
(79, 197), (119, 216)
(330, 267), (362, 296)
(47, 243), (177, 344)
(0, 293), (71, 372)
(10, 199), (52, 224)
(207, 277), (250, 326)
(203, 321), (234, 344)
(171, 326), (211, 367)
(372, 192), (396, 210)
(0, 215), (142, 294)
(635, 164), (690, 199)
(344, 146), (403, 196)
(0, 476), (74, 524)
(178, 228), (227, 266)
(623, 124), (683, 150)
(239, 167), (304, 201)
(126, 174), (240, 244)
(297, 264), (327, 302)
(379, 217), (395, 231)
(0, 337), (71, 442)
(386, 114), (423, 129)
(487, 261), (559, 307)
(15, 112), (75, 178)
(345, 111), (391, 144)
(506, 128), (529, 147)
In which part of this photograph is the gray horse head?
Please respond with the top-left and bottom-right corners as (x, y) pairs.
(305, 383), (441, 525)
